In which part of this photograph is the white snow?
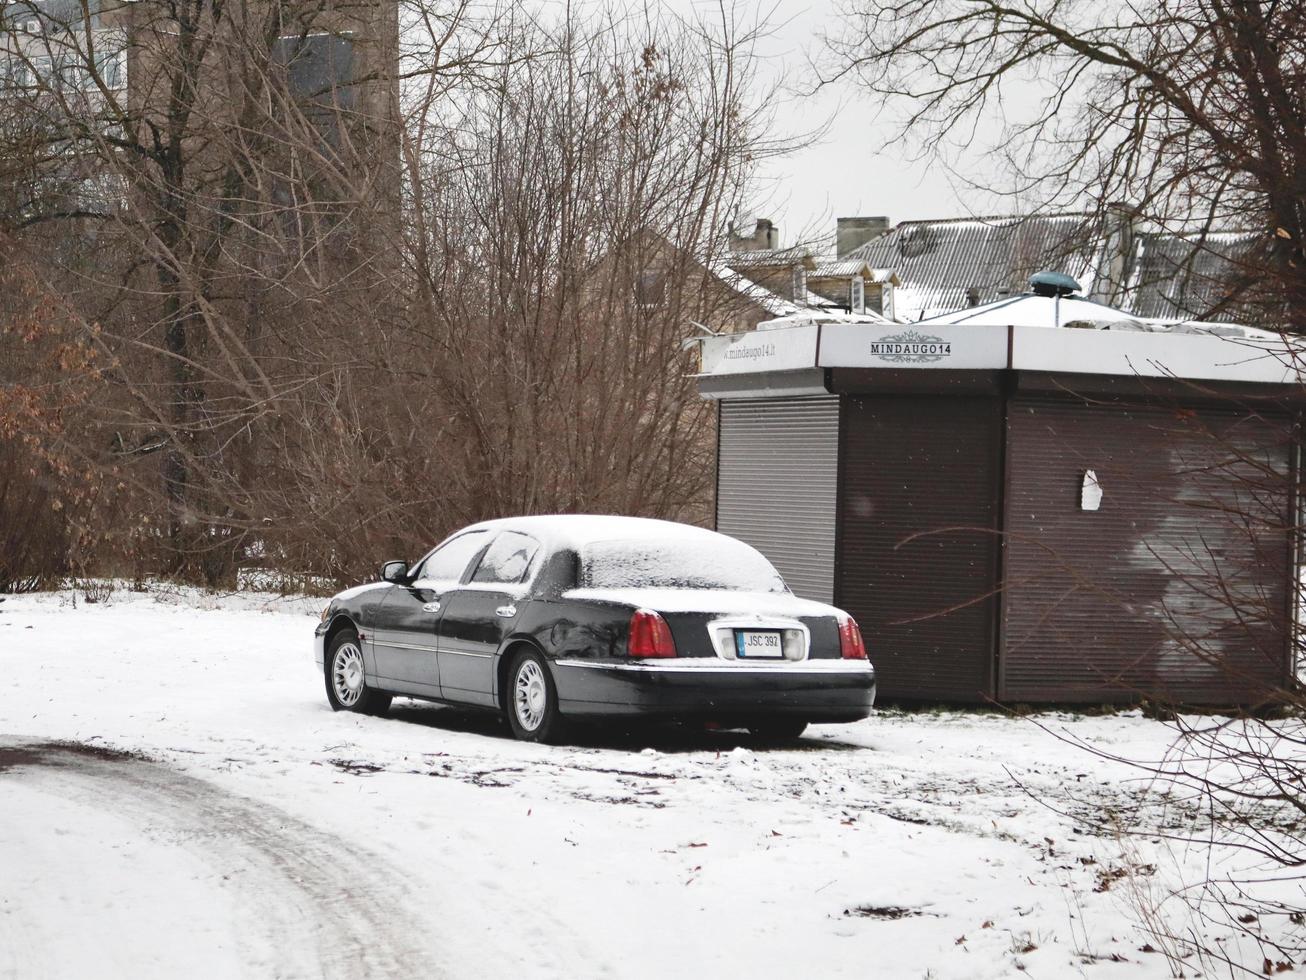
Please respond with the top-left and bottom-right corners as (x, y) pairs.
(757, 309), (891, 330)
(466, 513), (727, 551)
(580, 537), (786, 594)
(562, 587), (835, 617)
(0, 587), (1296, 979)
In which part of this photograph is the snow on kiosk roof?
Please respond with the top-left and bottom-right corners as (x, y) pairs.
(696, 272), (1298, 387)
(694, 271), (1303, 708)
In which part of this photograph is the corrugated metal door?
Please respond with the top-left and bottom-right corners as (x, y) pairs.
(717, 396), (839, 602)
(1003, 400), (1293, 703)
(838, 396), (1003, 702)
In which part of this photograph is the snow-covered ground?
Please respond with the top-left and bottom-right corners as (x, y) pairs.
(0, 587), (1290, 978)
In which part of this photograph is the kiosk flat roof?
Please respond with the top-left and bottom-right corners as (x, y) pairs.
(698, 322), (1301, 386)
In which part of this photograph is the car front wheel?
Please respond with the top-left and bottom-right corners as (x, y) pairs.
(506, 649), (566, 743)
(325, 628), (391, 716)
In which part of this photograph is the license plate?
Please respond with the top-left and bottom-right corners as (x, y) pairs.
(735, 630), (783, 659)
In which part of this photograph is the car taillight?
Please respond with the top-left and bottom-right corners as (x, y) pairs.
(628, 609), (676, 658)
(838, 615), (867, 660)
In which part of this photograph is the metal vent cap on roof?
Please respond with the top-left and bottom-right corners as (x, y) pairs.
(1029, 270), (1081, 297)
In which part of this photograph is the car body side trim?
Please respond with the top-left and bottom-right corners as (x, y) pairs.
(554, 659), (873, 674)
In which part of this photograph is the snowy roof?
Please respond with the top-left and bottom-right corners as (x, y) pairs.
(696, 319), (1299, 386)
(808, 259), (901, 285)
(757, 309), (891, 330)
(810, 259), (864, 278)
(921, 289), (1277, 340)
(849, 214), (1094, 322)
(727, 247), (815, 270)
(1126, 231), (1263, 321)
(707, 257), (803, 317)
(846, 211), (1270, 325)
(921, 292), (1143, 327)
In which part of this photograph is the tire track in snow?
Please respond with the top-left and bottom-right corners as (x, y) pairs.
(0, 738), (443, 980)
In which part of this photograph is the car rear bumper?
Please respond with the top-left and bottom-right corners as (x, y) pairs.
(552, 658), (876, 722)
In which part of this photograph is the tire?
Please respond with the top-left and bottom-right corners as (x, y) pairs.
(325, 628), (391, 716)
(749, 720), (808, 740)
(505, 649), (566, 743)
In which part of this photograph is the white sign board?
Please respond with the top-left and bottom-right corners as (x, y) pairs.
(1010, 326), (1301, 384)
(819, 323), (1009, 370)
(699, 325), (818, 376)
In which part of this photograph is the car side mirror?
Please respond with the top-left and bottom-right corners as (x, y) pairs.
(380, 560), (409, 583)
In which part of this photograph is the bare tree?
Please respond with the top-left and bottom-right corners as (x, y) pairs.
(0, 1), (783, 587)
(822, 0), (1306, 330)
(823, 4), (1306, 969)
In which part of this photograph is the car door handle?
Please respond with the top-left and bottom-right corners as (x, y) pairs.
(422, 601), (441, 613)
(495, 604), (517, 618)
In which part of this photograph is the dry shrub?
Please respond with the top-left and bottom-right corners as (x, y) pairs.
(0, 447), (68, 592)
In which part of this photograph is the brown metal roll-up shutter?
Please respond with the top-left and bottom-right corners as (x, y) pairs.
(838, 396), (1002, 702)
(717, 396), (839, 602)
(1002, 400), (1293, 704)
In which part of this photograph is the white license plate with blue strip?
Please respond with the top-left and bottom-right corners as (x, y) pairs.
(735, 630), (783, 659)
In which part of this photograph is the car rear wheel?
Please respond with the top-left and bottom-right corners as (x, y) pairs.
(749, 720), (808, 740)
(325, 628), (391, 716)
(506, 649), (566, 743)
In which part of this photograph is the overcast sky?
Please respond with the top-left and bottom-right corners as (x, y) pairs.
(518, 0), (1017, 244)
(688, 0), (1006, 247)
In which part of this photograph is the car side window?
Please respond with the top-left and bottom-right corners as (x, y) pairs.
(415, 530), (490, 583)
(470, 531), (540, 586)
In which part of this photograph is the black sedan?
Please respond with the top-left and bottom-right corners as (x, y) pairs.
(314, 516), (876, 742)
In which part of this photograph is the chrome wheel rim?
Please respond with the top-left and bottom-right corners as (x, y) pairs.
(514, 660), (547, 731)
(332, 642), (365, 707)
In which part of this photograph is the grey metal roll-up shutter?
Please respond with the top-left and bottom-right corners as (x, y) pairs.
(717, 396), (839, 602)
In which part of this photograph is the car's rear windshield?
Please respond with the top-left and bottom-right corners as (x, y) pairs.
(579, 537), (788, 593)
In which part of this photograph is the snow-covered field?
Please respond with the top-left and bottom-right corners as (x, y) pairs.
(0, 588), (1289, 978)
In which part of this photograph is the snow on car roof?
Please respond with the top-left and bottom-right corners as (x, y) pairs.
(463, 514), (725, 551)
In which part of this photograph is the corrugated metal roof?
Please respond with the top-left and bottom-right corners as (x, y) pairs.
(848, 212), (1266, 325)
(849, 214), (1095, 322)
(811, 259), (867, 278)
(728, 247), (814, 270)
(1127, 232), (1263, 321)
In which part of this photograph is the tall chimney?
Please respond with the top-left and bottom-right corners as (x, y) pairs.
(1101, 201), (1136, 307)
(837, 216), (890, 257)
(729, 217), (778, 252)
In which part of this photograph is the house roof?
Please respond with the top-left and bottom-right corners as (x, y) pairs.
(849, 213), (1094, 321)
(810, 259), (866, 278)
(727, 247), (816, 270)
(809, 259), (901, 285)
(709, 257), (803, 318)
(1126, 231), (1262, 321)
(848, 211), (1269, 326)
(757, 309), (891, 329)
